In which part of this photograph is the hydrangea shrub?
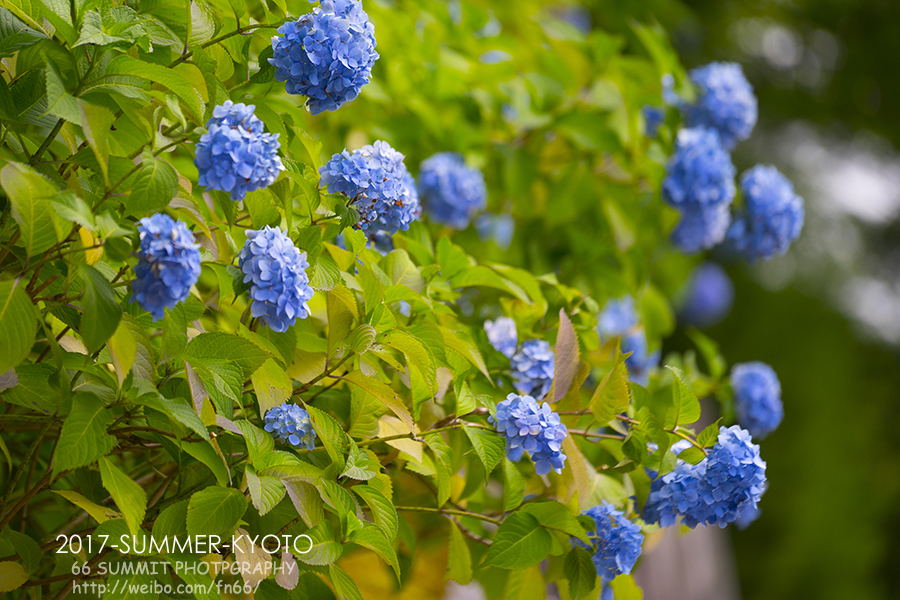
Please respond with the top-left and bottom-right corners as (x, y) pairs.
(0, 1), (801, 598)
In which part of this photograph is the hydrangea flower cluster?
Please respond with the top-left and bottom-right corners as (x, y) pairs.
(643, 426), (767, 528)
(596, 296), (637, 342)
(194, 101), (284, 201)
(597, 296), (659, 385)
(727, 165), (805, 261)
(621, 331), (660, 387)
(131, 214), (201, 321)
(474, 212), (515, 249)
(511, 339), (555, 399)
(484, 316), (518, 358)
(417, 152), (488, 229)
(573, 502), (644, 584)
(238, 226), (314, 333)
(269, 0), (378, 114)
(662, 127), (736, 254)
(264, 403), (317, 450)
(489, 393), (568, 475)
(319, 140), (420, 238)
(731, 361), (784, 439)
(642, 105), (665, 137)
(678, 262), (734, 328)
(684, 62), (757, 150)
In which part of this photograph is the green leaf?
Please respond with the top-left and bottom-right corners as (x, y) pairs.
(186, 486), (248, 539)
(99, 456), (147, 537)
(351, 484), (398, 541)
(504, 565), (546, 600)
(183, 332), (272, 378)
(79, 100), (115, 186)
(43, 60), (80, 123)
(503, 458), (525, 512)
(152, 499), (188, 540)
(463, 426), (505, 474)
(666, 367), (701, 428)
(297, 521), (342, 566)
(0, 162), (60, 256)
(0, 279), (36, 373)
(677, 446), (706, 465)
(108, 317), (137, 387)
(696, 418), (722, 447)
(181, 441), (230, 486)
(251, 358), (292, 417)
(0, 529), (41, 575)
(283, 480), (324, 529)
(246, 466), (286, 516)
(348, 524), (401, 582)
(53, 490), (121, 523)
(550, 309), (580, 401)
(564, 546), (597, 600)
(342, 371), (416, 434)
(328, 564), (362, 600)
(102, 55), (204, 122)
(53, 394), (114, 476)
(340, 442), (379, 481)
(306, 405), (346, 469)
(157, 396), (210, 440)
(0, 561), (29, 593)
(125, 153), (178, 216)
(482, 512), (552, 570)
(589, 351), (631, 425)
(234, 420), (275, 465)
(446, 520), (472, 585)
(79, 264), (122, 354)
(608, 574), (643, 600)
(520, 501), (590, 544)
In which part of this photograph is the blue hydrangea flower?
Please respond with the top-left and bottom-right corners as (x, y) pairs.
(597, 296), (637, 342)
(194, 101), (283, 201)
(670, 203), (731, 254)
(735, 503), (761, 530)
(264, 403), (317, 449)
(238, 226), (314, 333)
(484, 317), (517, 358)
(685, 62), (757, 150)
(727, 165), (805, 261)
(621, 330), (659, 386)
(642, 105), (665, 137)
(663, 127), (736, 210)
(644, 425), (767, 528)
(573, 502), (644, 584)
(731, 362), (783, 439)
(511, 339), (555, 398)
(475, 212), (515, 249)
(319, 140), (421, 238)
(488, 393), (568, 475)
(678, 262), (734, 328)
(131, 214), (201, 321)
(269, 0), (378, 114)
(417, 152), (487, 229)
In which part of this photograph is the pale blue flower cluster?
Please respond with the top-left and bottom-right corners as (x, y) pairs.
(511, 339), (555, 398)
(264, 403), (317, 449)
(474, 212), (515, 249)
(319, 140), (420, 238)
(731, 361), (783, 439)
(662, 127), (736, 254)
(484, 316), (518, 358)
(727, 165), (805, 261)
(131, 214), (201, 321)
(238, 226), (314, 333)
(642, 105), (665, 137)
(573, 501), (644, 585)
(269, 0), (378, 114)
(489, 393), (568, 475)
(678, 262), (734, 328)
(684, 62), (757, 150)
(597, 296), (658, 386)
(194, 101), (283, 201)
(417, 152), (488, 229)
(643, 426), (767, 528)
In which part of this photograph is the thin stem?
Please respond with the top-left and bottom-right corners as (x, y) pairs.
(29, 119), (64, 165)
(293, 353), (352, 396)
(168, 23), (280, 68)
(394, 506), (502, 526)
(568, 429), (626, 441)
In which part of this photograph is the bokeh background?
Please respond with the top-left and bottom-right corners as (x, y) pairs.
(634, 0), (900, 598)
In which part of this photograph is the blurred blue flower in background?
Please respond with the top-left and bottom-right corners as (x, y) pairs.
(418, 152), (487, 229)
(685, 62), (758, 150)
(678, 262), (735, 328)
